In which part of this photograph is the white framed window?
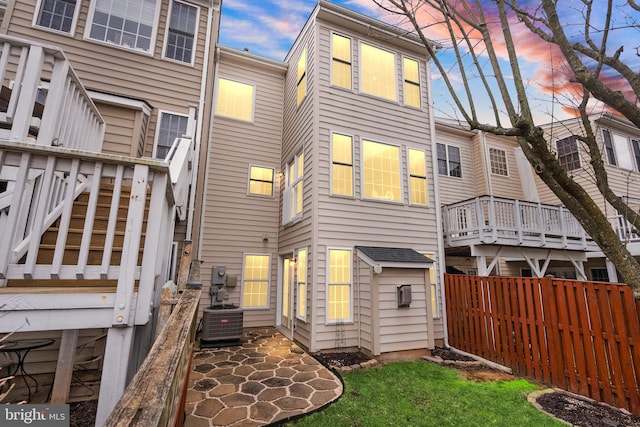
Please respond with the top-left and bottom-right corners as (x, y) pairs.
(248, 165), (274, 197)
(163, 0), (198, 64)
(360, 42), (397, 101)
(86, 0), (159, 53)
(556, 135), (580, 172)
(632, 139), (640, 171)
(154, 111), (188, 159)
(331, 33), (352, 89)
(610, 132), (635, 171)
(296, 248), (307, 321)
(242, 254), (271, 308)
(424, 253), (439, 318)
(331, 132), (353, 197)
(489, 148), (509, 176)
(327, 248), (352, 323)
(362, 139), (401, 202)
(590, 267), (610, 282)
(436, 143), (461, 178)
(296, 47), (307, 106)
(283, 152), (304, 225)
(34, 0), (80, 34)
(403, 57), (420, 108)
(408, 148), (427, 206)
(214, 78), (255, 122)
(602, 129), (617, 166)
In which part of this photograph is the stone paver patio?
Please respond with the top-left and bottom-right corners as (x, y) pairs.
(185, 328), (343, 426)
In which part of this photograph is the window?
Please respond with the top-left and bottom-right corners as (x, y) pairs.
(35, 0), (78, 33)
(556, 135), (580, 172)
(331, 133), (353, 196)
(283, 152), (304, 224)
(436, 143), (461, 178)
(362, 140), (401, 201)
(425, 253), (439, 317)
(612, 133), (634, 171)
(489, 148), (508, 176)
(242, 254), (270, 308)
(164, 0), (197, 63)
(296, 249), (307, 320)
(408, 148), (427, 205)
(360, 43), (396, 101)
(403, 57), (420, 108)
(328, 249), (352, 322)
(248, 166), (274, 197)
(215, 78), (254, 122)
(296, 48), (307, 106)
(155, 112), (188, 159)
(602, 129), (617, 166)
(590, 268), (610, 282)
(632, 139), (640, 171)
(332, 33), (351, 89)
(88, 0), (157, 52)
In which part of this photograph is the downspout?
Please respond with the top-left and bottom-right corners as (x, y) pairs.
(427, 55), (449, 348)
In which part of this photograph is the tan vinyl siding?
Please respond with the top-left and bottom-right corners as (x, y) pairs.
(435, 125), (478, 205)
(484, 134), (525, 200)
(94, 101), (138, 156)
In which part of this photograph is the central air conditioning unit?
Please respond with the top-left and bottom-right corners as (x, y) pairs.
(200, 266), (244, 348)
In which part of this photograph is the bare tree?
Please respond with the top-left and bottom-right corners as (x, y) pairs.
(373, 0), (640, 292)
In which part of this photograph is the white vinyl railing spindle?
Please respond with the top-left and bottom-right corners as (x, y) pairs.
(77, 163), (102, 279)
(101, 165), (124, 279)
(51, 158), (80, 278)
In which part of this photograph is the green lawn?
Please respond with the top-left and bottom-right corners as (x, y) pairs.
(291, 361), (563, 427)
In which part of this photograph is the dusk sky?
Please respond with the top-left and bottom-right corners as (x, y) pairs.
(219, 0), (640, 124)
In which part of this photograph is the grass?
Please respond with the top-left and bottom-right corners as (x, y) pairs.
(290, 361), (563, 427)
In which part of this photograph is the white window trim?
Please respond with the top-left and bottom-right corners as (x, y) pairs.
(295, 247), (308, 322)
(360, 138), (404, 204)
(33, 0), (82, 36)
(437, 143), (462, 178)
(330, 32), (353, 91)
(84, 0), (161, 56)
(402, 55), (421, 109)
(161, 0), (200, 66)
(326, 247), (353, 324)
(330, 131), (355, 198)
(247, 164), (275, 198)
(282, 152), (304, 225)
(407, 147), (428, 206)
(241, 253), (271, 310)
(153, 109), (190, 159)
(422, 252), (440, 319)
(358, 41), (398, 102)
(488, 147), (509, 177)
(214, 77), (256, 123)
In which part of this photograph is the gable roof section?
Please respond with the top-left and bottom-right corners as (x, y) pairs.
(356, 246), (434, 269)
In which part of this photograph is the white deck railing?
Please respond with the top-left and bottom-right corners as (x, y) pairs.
(609, 214), (640, 243)
(0, 35), (104, 151)
(442, 196), (593, 251)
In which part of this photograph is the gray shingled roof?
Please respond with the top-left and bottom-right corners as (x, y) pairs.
(356, 246), (434, 263)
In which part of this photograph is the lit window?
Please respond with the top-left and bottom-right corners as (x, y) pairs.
(215, 78), (254, 122)
(332, 34), (351, 89)
(556, 136), (580, 172)
(425, 253), (439, 317)
(296, 249), (307, 320)
(296, 48), (307, 106)
(362, 140), (401, 201)
(602, 129), (617, 166)
(328, 249), (351, 322)
(632, 139), (640, 171)
(489, 148), (508, 176)
(155, 112), (188, 159)
(165, 1), (197, 63)
(283, 152), (304, 224)
(248, 166), (274, 197)
(331, 133), (353, 196)
(408, 148), (427, 205)
(36, 0), (78, 33)
(360, 43), (396, 101)
(242, 254), (270, 308)
(436, 143), (461, 178)
(88, 0), (157, 52)
(403, 57), (420, 108)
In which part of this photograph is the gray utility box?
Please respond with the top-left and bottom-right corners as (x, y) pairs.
(200, 304), (244, 348)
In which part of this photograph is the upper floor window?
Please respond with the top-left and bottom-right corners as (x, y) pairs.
(489, 148), (508, 176)
(248, 166), (274, 197)
(296, 248), (307, 320)
(35, 0), (78, 33)
(408, 148), (427, 205)
(331, 133), (353, 197)
(403, 57), (420, 108)
(215, 78), (254, 122)
(436, 143), (461, 178)
(327, 248), (352, 323)
(242, 254), (270, 308)
(296, 48), (307, 106)
(362, 140), (401, 202)
(632, 139), (640, 171)
(88, 0), (158, 53)
(164, 0), (198, 64)
(602, 129), (636, 171)
(602, 129), (617, 166)
(556, 135), (580, 172)
(154, 112), (188, 159)
(283, 152), (304, 225)
(360, 43), (396, 101)
(332, 33), (352, 89)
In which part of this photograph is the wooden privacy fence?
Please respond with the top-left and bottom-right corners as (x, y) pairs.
(445, 274), (640, 414)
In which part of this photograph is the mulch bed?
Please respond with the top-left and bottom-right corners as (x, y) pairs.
(313, 351), (371, 368)
(70, 400), (98, 427)
(536, 391), (640, 427)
